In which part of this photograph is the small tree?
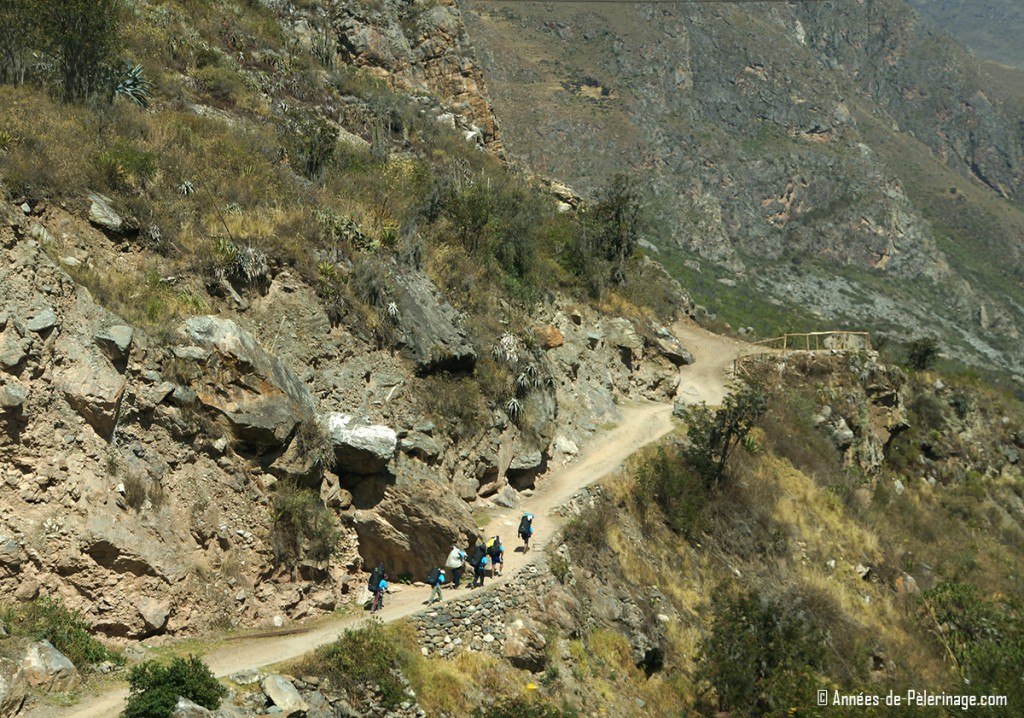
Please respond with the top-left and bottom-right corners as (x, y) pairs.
(36, 0), (123, 102)
(0, 0), (38, 85)
(905, 336), (940, 371)
(698, 589), (827, 717)
(124, 655), (226, 718)
(593, 173), (642, 285)
(679, 383), (767, 489)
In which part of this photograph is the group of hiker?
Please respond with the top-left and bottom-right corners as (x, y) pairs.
(365, 512), (535, 612)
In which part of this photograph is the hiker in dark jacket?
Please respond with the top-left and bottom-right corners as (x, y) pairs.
(486, 536), (504, 577)
(518, 513), (534, 552)
(469, 542), (487, 570)
(471, 553), (490, 588)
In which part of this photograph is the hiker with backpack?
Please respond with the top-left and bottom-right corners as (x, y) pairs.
(518, 513), (534, 552)
(486, 536), (504, 577)
(445, 544), (467, 588)
(467, 541), (488, 588)
(366, 562), (386, 611)
(471, 552), (490, 588)
(371, 572), (388, 613)
(425, 567), (446, 605)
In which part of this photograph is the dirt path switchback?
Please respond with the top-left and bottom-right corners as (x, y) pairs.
(44, 319), (754, 718)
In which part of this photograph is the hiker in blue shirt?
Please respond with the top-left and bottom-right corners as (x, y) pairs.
(371, 575), (388, 613)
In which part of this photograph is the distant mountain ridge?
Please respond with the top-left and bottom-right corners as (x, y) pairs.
(906, 0), (1024, 67)
(463, 0), (1024, 380)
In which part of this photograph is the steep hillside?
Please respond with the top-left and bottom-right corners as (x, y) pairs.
(463, 0), (1024, 381)
(0, 0), (692, 651)
(907, 0), (1024, 67)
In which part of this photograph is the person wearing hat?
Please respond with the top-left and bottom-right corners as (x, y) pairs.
(427, 567), (446, 604)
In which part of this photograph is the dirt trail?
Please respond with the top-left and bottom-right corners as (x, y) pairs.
(47, 319), (751, 718)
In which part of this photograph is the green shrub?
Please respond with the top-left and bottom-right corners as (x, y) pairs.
(562, 502), (615, 553)
(0, 0), (37, 85)
(293, 419), (334, 473)
(280, 109), (338, 180)
(473, 696), (566, 718)
(35, 0), (124, 102)
(632, 445), (708, 537)
(590, 173), (642, 286)
(678, 384), (767, 489)
(698, 588), (828, 718)
(194, 64), (245, 106)
(271, 481), (340, 578)
(124, 655), (226, 718)
(0, 595), (121, 668)
(295, 621), (406, 708)
(905, 337), (941, 371)
(94, 141), (157, 191)
(919, 582), (1024, 715)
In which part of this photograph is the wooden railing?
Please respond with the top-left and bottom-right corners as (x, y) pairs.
(733, 331), (872, 379)
(750, 331), (872, 352)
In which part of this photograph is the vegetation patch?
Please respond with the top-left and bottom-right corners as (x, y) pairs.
(0, 596), (122, 669)
(294, 621), (408, 708)
(124, 655), (227, 718)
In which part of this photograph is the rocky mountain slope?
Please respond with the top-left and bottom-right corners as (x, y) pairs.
(0, 0), (704, 653)
(462, 0), (1024, 381)
(907, 0), (1024, 67)
(0, 197), (691, 640)
(1, 0), (1023, 716)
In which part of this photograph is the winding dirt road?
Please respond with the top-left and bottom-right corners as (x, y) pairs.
(45, 319), (748, 718)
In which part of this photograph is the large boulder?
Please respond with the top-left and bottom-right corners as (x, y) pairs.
(56, 345), (126, 438)
(346, 484), (478, 579)
(0, 382), (25, 413)
(22, 640), (81, 692)
(326, 414), (397, 475)
(137, 596), (171, 634)
(390, 267), (476, 374)
(170, 698), (213, 718)
(0, 535), (23, 570)
(176, 317), (315, 447)
(651, 327), (695, 366)
(503, 619), (548, 672)
(0, 659), (27, 718)
(262, 674), (308, 716)
(88, 192), (124, 233)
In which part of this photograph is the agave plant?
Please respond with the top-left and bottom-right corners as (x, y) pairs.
(492, 331), (520, 365)
(115, 63), (152, 108)
(506, 398), (523, 423)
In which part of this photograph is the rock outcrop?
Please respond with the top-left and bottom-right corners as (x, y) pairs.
(56, 343), (126, 438)
(335, 0), (502, 150)
(326, 414), (397, 475)
(0, 659), (26, 718)
(502, 619), (548, 672)
(347, 484), (478, 579)
(389, 266), (476, 374)
(21, 640), (81, 693)
(175, 316), (316, 447)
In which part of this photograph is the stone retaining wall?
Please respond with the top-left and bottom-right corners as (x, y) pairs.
(408, 562), (554, 658)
